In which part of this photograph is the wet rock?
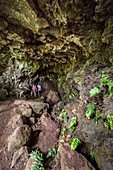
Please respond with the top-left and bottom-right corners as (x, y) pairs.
(22, 108), (32, 118)
(53, 143), (95, 170)
(8, 125), (31, 152)
(11, 146), (29, 168)
(35, 113), (60, 153)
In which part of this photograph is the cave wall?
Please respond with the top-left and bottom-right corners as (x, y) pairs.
(0, 0), (113, 97)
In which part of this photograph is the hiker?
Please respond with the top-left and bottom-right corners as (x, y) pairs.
(37, 83), (41, 97)
(31, 84), (37, 97)
(18, 82), (24, 98)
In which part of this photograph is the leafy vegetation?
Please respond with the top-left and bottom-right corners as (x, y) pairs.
(100, 71), (108, 87)
(69, 138), (80, 150)
(93, 110), (101, 124)
(104, 115), (113, 130)
(46, 148), (57, 158)
(61, 127), (66, 137)
(59, 109), (67, 121)
(29, 150), (44, 170)
(85, 102), (96, 119)
(107, 80), (113, 97)
(68, 117), (77, 133)
(90, 151), (95, 160)
(100, 71), (113, 97)
(89, 87), (101, 97)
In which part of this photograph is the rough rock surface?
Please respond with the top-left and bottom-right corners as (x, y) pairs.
(46, 90), (60, 105)
(53, 143), (96, 170)
(11, 146), (29, 168)
(65, 65), (113, 170)
(36, 112), (60, 153)
(8, 125), (31, 152)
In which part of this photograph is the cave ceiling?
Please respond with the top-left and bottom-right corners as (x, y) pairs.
(0, 0), (113, 75)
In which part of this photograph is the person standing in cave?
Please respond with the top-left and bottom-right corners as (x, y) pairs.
(31, 84), (37, 98)
(37, 83), (41, 97)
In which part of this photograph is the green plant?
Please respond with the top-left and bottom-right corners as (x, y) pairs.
(46, 148), (57, 158)
(107, 80), (113, 97)
(29, 150), (44, 170)
(89, 87), (101, 97)
(69, 138), (80, 150)
(93, 110), (101, 124)
(90, 151), (95, 160)
(68, 117), (77, 133)
(61, 127), (66, 137)
(85, 102), (96, 119)
(107, 115), (113, 130)
(104, 119), (109, 128)
(59, 109), (67, 121)
(100, 72), (113, 97)
(100, 71), (108, 87)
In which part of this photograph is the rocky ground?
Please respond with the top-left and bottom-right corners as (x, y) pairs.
(0, 65), (113, 170)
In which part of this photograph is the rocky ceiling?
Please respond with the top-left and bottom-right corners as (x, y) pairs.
(0, 0), (113, 76)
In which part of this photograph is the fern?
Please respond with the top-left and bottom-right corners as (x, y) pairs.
(69, 138), (80, 150)
(93, 110), (101, 124)
(68, 117), (77, 133)
(89, 87), (101, 97)
(29, 150), (44, 170)
(86, 102), (96, 119)
(46, 148), (56, 158)
(107, 80), (113, 97)
(90, 151), (95, 160)
(100, 72), (108, 87)
(107, 115), (113, 130)
(59, 109), (67, 121)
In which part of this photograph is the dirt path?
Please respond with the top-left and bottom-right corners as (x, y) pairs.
(0, 100), (26, 170)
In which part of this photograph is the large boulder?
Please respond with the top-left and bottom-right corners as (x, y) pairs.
(33, 113), (60, 153)
(46, 90), (60, 105)
(8, 125), (31, 152)
(14, 100), (49, 116)
(53, 143), (96, 170)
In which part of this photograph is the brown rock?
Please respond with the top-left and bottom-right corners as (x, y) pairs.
(34, 113), (60, 153)
(53, 143), (96, 170)
(24, 157), (35, 170)
(22, 108), (32, 118)
(8, 125), (31, 152)
(11, 146), (29, 168)
(46, 90), (60, 105)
